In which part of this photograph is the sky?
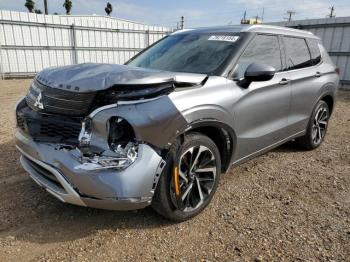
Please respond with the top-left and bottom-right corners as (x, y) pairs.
(0, 0), (349, 28)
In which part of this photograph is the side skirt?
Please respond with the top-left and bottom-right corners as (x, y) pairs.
(231, 130), (306, 168)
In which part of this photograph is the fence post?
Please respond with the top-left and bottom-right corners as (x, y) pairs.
(145, 30), (150, 47)
(0, 42), (4, 80)
(71, 23), (78, 64)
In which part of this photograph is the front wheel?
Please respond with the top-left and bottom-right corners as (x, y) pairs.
(151, 133), (221, 221)
(296, 100), (330, 150)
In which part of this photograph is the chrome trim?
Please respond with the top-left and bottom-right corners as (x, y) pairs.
(117, 96), (162, 105)
(88, 96), (163, 118)
(88, 104), (118, 118)
(17, 145), (86, 207)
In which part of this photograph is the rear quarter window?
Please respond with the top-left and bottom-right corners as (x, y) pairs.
(306, 39), (322, 65)
(283, 37), (313, 70)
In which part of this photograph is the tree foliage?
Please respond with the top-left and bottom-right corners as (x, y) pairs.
(63, 0), (73, 15)
(24, 0), (35, 13)
(105, 2), (113, 16)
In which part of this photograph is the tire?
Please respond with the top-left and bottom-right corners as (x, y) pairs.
(151, 132), (221, 222)
(296, 100), (330, 150)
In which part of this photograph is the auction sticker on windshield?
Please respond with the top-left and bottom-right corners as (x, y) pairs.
(208, 35), (239, 42)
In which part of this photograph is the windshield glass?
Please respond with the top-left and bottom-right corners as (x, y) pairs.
(127, 33), (240, 74)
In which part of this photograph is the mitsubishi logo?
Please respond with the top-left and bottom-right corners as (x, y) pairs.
(34, 92), (44, 109)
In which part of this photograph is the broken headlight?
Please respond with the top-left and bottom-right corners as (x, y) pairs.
(77, 142), (138, 170)
(78, 118), (92, 148)
(76, 117), (138, 170)
(107, 117), (138, 169)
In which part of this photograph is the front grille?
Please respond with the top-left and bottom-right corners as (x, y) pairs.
(40, 119), (81, 140)
(26, 79), (96, 116)
(17, 104), (83, 145)
(24, 156), (64, 191)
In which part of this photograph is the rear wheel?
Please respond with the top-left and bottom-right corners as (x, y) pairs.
(152, 133), (221, 221)
(296, 100), (329, 150)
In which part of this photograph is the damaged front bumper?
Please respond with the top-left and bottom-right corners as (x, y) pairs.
(15, 96), (168, 210)
(16, 130), (165, 210)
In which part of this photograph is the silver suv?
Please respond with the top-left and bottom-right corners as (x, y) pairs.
(15, 25), (339, 221)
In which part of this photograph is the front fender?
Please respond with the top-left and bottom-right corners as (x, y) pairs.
(88, 95), (188, 151)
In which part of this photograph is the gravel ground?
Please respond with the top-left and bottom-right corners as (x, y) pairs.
(0, 79), (349, 261)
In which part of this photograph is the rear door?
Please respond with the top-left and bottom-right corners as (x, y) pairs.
(232, 34), (292, 162)
(282, 36), (323, 134)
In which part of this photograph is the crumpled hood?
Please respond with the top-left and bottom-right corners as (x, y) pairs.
(35, 63), (207, 92)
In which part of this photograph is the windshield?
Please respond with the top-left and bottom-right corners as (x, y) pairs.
(127, 33), (240, 74)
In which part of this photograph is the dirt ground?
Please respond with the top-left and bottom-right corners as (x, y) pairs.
(0, 79), (349, 261)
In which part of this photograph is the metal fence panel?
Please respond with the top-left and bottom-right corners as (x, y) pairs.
(0, 10), (171, 77)
(270, 17), (350, 87)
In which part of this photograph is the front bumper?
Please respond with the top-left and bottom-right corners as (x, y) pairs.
(15, 130), (165, 210)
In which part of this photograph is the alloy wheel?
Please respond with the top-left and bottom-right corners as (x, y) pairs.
(171, 145), (217, 212)
(312, 106), (328, 145)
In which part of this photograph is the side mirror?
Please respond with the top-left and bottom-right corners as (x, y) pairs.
(238, 63), (276, 88)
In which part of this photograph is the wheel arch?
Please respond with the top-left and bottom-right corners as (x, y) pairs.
(320, 94), (334, 115)
(181, 119), (237, 174)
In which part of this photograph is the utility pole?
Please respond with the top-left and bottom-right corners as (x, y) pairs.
(261, 8), (265, 22)
(328, 6), (335, 18)
(285, 10), (296, 22)
(180, 16), (184, 30)
(43, 0), (48, 15)
(254, 15), (258, 24)
(241, 11), (248, 24)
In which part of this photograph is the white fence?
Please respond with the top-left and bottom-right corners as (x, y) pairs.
(0, 10), (171, 78)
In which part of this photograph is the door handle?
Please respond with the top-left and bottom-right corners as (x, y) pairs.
(279, 78), (290, 85)
(315, 72), (322, 78)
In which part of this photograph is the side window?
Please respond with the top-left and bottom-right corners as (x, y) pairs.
(235, 34), (282, 79)
(284, 37), (313, 70)
(307, 39), (322, 65)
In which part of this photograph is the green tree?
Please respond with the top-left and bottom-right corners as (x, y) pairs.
(34, 9), (42, 14)
(24, 0), (35, 13)
(63, 0), (72, 15)
(105, 2), (113, 16)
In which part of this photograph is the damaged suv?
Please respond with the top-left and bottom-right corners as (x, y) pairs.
(15, 25), (339, 221)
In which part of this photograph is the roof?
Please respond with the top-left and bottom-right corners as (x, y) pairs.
(172, 24), (318, 39)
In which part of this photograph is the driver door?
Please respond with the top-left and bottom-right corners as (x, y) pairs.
(232, 34), (292, 162)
